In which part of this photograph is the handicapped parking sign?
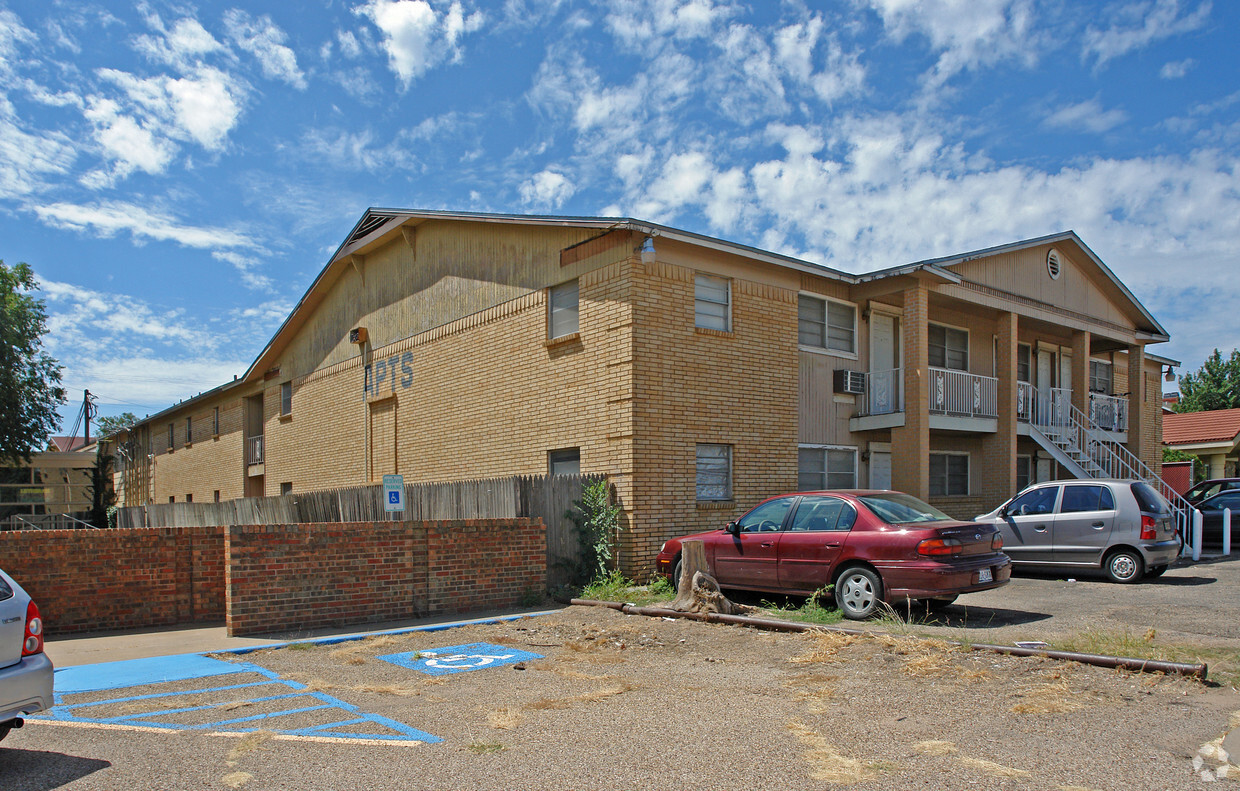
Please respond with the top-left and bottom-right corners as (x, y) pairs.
(382, 474), (404, 513)
(379, 643), (544, 676)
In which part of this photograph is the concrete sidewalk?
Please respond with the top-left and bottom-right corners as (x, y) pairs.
(44, 604), (566, 667)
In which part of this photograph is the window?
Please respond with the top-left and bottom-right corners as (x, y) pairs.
(797, 446), (857, 491)
(167, 422), (175, 451)
(548, 279), (579, 339)
(214, 490), (221, 503)
(695, 444), (732, 501)
(1008, 485), (1058, 515)
(213, 406), (220, 436)
(185, 416), (192, 444)
(1089, 360), (1112, 394)
(798, 295), (856, 354)
(280, 482), (293, 495)
(928, 324), (968, 371)
(1017, 344), (1031, 383)
(788, 496), (858, 532)
(1016, 456), (1032, 493)
(929, 453), (969, 496)
(186, 493), (192, 503)
(735, 497), (792, 532)
(168, 496), (175, 503)
(548, 448), (581, 476)
(1060, 485), (1114, 513)
(280, 381), (293, 415)
(694, 274), (730, 331)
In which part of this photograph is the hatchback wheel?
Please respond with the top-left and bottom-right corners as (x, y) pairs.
(835, 567), (883, 620)
(1105, 549), (1144, 584)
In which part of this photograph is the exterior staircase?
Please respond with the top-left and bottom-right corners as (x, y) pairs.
(1027, 395), (1196, 550)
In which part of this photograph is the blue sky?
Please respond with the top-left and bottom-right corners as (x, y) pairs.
(0, 0), (1236, 432)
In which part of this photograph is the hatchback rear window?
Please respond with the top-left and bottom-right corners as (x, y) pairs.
(0, 578), (11, 602)
(1130, 482), (1170, 515)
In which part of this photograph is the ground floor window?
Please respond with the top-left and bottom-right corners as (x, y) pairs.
(696, 444), (732, 501)
(797, 446), (857, 491)
(929, 453), (969, 496)
(548, 448), (581, 476)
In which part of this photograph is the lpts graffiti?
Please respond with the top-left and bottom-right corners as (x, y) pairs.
(364, 351), (414, 397)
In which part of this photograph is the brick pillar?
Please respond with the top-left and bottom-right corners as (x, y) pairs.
(982, 312), (1018, 510)
(1071, 330), (1091, 416)
(1126, 343), (1146, 462)
(892, 284), (929, 500)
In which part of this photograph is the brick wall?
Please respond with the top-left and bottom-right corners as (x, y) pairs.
(225, 518), (545, 636)
(0, 526), (225, 634)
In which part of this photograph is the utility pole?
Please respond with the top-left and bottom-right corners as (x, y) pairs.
(84, 389), (96, 443)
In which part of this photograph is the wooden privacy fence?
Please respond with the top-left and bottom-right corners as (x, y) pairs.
(116, 474), (603, 588)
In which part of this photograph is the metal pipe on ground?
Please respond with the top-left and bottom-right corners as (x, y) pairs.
(569, 599), (1207, 680)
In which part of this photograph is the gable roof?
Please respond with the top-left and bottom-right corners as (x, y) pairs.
(1163, 408), (1240, 447)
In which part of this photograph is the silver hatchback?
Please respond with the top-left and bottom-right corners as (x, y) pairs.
(0, 569), (53, 742)
(975, 480), (1181, 583)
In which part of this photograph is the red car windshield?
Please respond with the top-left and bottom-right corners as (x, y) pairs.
(858, 492), (954, 524)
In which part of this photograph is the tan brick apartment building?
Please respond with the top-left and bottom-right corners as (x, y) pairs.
(112, 210), (1176, 576)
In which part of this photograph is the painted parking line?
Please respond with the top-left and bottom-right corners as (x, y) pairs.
(380, 642), (544, 675)
(36, 659), (439, 744)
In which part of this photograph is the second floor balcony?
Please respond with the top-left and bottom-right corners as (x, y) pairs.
(852, 369), (1127, 435)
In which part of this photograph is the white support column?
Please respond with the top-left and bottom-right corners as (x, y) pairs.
(1192, 509), (1203, 561)
(1225, 508), (1232, 556)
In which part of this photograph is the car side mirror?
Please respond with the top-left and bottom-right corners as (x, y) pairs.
(997, 505), (1008, 518)
(725, 521), (740, 535)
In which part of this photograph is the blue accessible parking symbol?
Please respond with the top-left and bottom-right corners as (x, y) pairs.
(379, 642), (544, 676)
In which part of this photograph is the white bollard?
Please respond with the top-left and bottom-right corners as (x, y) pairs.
(1192, 509), (1203, 561)
(1225, 508), (1232, 556)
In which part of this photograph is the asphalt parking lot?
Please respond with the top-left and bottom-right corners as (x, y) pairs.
(4, 556), (1239, 790)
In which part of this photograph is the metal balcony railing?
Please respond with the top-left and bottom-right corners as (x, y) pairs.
(856, 368), (903, 417)
(1088, 392), (1129, 432)
(247, 435), (264, 465)
(928, 367), (997, 419)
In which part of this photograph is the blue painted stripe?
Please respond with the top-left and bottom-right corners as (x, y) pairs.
(55, 653), (245, 693)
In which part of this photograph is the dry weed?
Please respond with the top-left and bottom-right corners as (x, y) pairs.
(1010, 678), (1088, 714)
(958, 756), (1030, 778)
(547, 667), (614, 682)
(1059, 785), (1104, 791)
(524, 681), (637, 711)
(226, 731), (275, 762)
(216, 700), (255, 712)
(222, 771), (254, 788)
(488, 707), (522, 730)
(790, 632), (861, 664)
(913, 740), (958, 756)
(328, 635), (404, 665)
(783, 672), (839, 713)
(788, 722), (892, 783)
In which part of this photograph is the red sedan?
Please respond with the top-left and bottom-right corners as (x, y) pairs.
(655, 490), (1011, 619)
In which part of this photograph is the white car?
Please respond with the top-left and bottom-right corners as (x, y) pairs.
(0, 569), (53, 742)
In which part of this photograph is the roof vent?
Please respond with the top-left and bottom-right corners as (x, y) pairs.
(347, 213), (397, 245)
(1047, 249), (1062, 280)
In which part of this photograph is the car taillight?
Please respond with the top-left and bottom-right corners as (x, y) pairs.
(22, 600), (43, 657)
(1140, 515), (1157, 540)
(991, 533), (1003, 551)
(918, 537), (963, 556)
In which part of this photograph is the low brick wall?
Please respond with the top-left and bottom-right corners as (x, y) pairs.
(0, 518), (544, 637)
(225, 518), (545, 636)
(0, 526), (225, 634)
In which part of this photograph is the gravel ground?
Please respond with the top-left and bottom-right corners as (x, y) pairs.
(6, 597), (1239, 791)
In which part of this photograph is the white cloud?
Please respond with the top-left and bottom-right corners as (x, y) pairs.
(33, 201), (258, 250)
(133, 16), (225, 69)
(337, 29), (363, 58)
(82, 97), (176, 179)
(604, 0), (737, 52)
(300, 127), (420, 172)
(354, 0), (485, 88)
(864, 0), (1039, 89)
(773, 19), (867, 104)
(0, 104), (79, 196)
(99, 67), (243, 151)
(223, 10), (307, 90)
(1160, 58), (1195, 78)
(1083, 0), (1211, 67)
(519, 169), (575, 208)
(211, 251), (274, 292)
(1043, 99), (1129, 134)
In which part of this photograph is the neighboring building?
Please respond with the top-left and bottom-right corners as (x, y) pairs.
(113, 210), (1175, 575)
(1163, 408), (1240, 480)
(1, 440), (97, 528)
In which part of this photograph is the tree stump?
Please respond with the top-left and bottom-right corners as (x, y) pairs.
(668, 539), (757, 616)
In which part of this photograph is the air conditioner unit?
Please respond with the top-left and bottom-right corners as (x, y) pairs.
(833, 370), (865, 395)
(349, 327), (368, 344)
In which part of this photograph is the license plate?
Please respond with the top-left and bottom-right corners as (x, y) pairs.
(978, 567), (993, 583)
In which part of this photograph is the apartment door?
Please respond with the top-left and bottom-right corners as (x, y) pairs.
(869, 452), (892, 490)
(869, 313), (899, 414)
(1037, 348), (1055, 423)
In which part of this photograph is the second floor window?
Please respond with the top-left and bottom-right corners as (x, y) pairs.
(213, 406), (220, 435)
(185, 417), (192, 444)
(280, 382), (293, 416)
(548, 279), (579, 339)
(167, 422), (175, 451)
(798, 295), (856, 354)
(694, 274), (730, 331)
(1089, 360), (1112, 394)
(929, 324), (968, 371)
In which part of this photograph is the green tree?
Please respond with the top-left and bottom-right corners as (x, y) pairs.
(0, 261), (65, 464)
(96, 411), (138, 436)
(1175, 349), (1240, 413)
(88, 449), (116, 528)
